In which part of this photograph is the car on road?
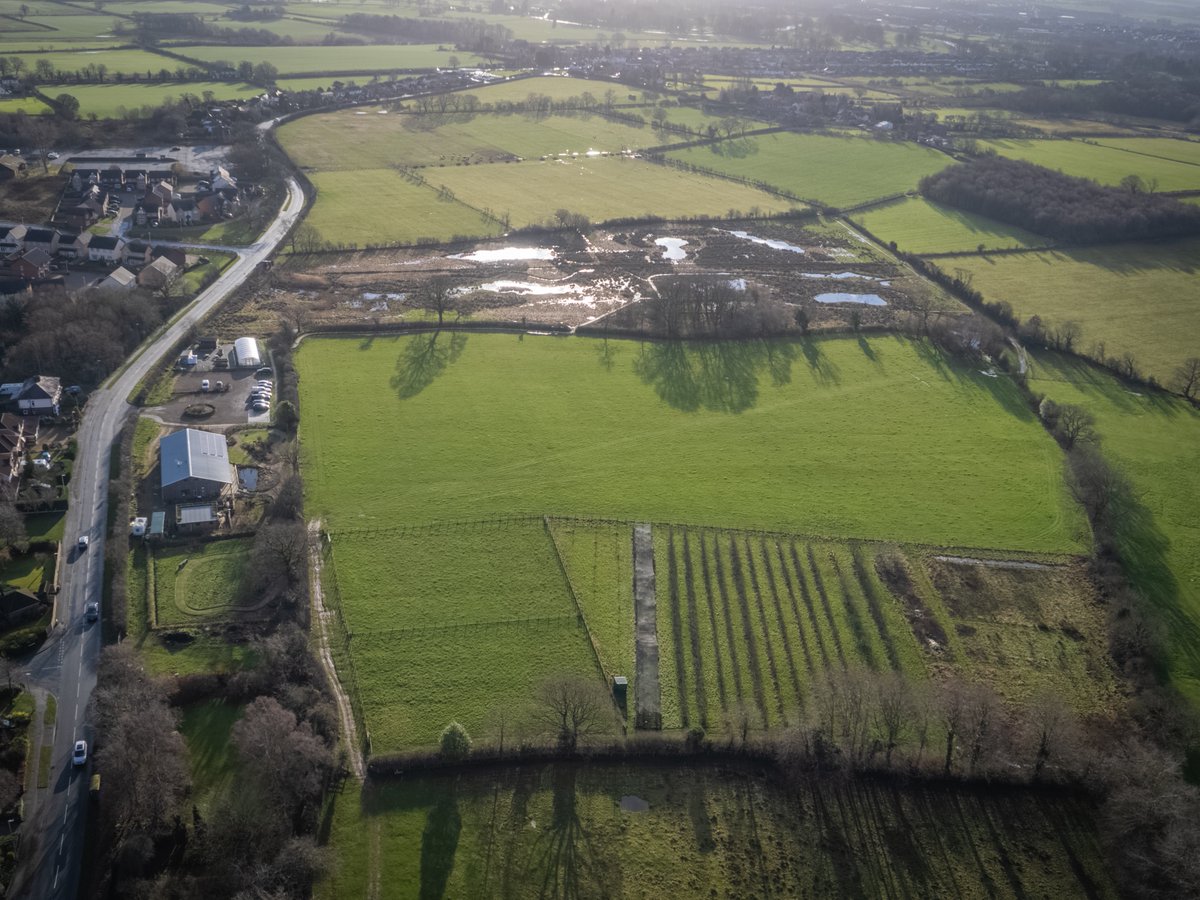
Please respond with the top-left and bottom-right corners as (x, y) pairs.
(72, 740), (88, 767)
(170, 146), (181, 151)
(200, 379), (211, 392)
(77, 535), (89, 551)
(47, 151), (59, 160)
(85, 602), (99, 623)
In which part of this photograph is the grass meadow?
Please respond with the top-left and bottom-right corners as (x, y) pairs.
(173, 44), (484, 75)
(979, 138), (1200, 191)
(12, 48), (176, 76)
(0, 96), (50, 115)
(317, 763), (1116, 900)
(298, 333), (1084, 552)
(666, 132), (954, 207)
(179, 699), (244, 815)
(1028, 353), (1200, 705)
(1092, 136), (1200, 167)
(44, 81), (262, 117)
(948, 237), (1200, 383)
(853, 196), (1044, 254)
(152, 539), (256, 627)
(468, 76), (660, 105)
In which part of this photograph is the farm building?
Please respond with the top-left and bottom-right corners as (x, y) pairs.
(160, 428), (234, 503)
(233, 337), (262, 368)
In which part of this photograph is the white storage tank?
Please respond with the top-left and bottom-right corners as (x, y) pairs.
(233, 336), (261, 369)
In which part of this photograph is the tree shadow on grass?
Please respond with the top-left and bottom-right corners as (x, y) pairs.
(530, 764), (613, 900)
(632, 339), (796, 413)
(419, 784), (461, 900)
(390, 330), (468, 400)
(799, 336), (840, 386)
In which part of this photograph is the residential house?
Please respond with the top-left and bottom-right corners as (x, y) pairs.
(98, 266), (136, 292)
(22, 228), (59, 256)
(150, 180), (175, 207)
(137, 255), (180, 291)
(15, 375), (61, 415)
(87, 235), (126, 264)
(7, 248), (51, 281)
(171, 197), (198, 225)
(125, 239), (151, 268)
(159, 428), (234, 503)
(154, 246), (187, 268)
(98, 165), (124, 191)
(57, 184), (109, 230)
(0, 413), (38, 483)
(147, 168), (176, 186)
(57, 231), (92, 261)
(0, 155), (25, 182)
(0, 224), (26, 257)
(209, 166), (237, 192)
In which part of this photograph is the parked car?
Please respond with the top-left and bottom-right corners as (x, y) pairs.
(77, 535), (89, 551)
(47, 151), (59, 160)
(213, 357), (229, 370)
(255, 367), (273, 378)
(200, 379), (210, 392)
(85, 602), (99, 623)
(252, 401), (270, 412)
(72, 740), (88, 766)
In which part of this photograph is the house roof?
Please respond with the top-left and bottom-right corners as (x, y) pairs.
(0, 224), (27, 242)
(103, 266), (136, 287)
(18, 375), (60, 401)
(145, 256), (178, 276)
(90, 235), (123, 251)
(160, 428), (233, 490)
(23, 228), (57, 244)
(19, 248), (51, 267)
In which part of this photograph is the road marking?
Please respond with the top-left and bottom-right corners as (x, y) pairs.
(53, 866), (59, 889)
(59, 834), (64, 854)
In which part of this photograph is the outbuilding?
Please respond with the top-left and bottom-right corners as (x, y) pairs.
(160, 428), (234, 503)
(233, 336), (261, 368)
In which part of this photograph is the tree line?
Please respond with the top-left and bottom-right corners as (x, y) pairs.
(337, 13), (511, 50)
(920, 155), (1200, 244)
(992, 79), (1200, 126)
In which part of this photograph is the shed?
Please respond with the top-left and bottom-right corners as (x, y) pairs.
(159, 428), (234, 503)
(149, 511), (166, 539)
(233, 337), (261, 368)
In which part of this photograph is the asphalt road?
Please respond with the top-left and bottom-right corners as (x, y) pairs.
(11, 175), (304, 900)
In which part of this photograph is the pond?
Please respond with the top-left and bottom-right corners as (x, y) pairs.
(654, 237), (688, 262)
(237, 466), (259, 491)
(814, 292), (887, 306)
(726, 229), (806, 254)
(450, 247), (556, 262)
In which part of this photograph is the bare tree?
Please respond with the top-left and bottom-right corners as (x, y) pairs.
(1068, 446), (1128, 524)
(0, 501), (27, 551)
(1055, 404), (1097, 449)
(423, 276), (454, 326)
(1024, 691), (1080, 782)
(939, 678), (970, 776)
(534, 675), (612, 753)
(1173, 356), (1200, 401)
(251, 521), (308, 590)
(871, 670), (914, 766)
(232, 696), (333, 823)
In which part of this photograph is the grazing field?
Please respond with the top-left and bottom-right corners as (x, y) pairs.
(44, 81), (261, 117)
(947, 237), (1200, 383)
(317, 763), (1116, 900)
(299, 333), (1083, 553)
(468, 75), (658, 105)
(280, 108), (670, 170)
(428, 156), (796, 228)
(151, 539), (261, 627)
(666, 132), (954, 207)
(172, 43), (484, 75)
(1028, 353), (1200, 705)
(11, 48), (174, 76)
(304, 169), (503, 245)
(323, 523), (600, 750)
(979, 138), (1200, 191)
(0, 96), (50, 115)
(19, 15), (122, 39)
(853, 196), (1044, 254)
(1092, 136), (1200, 166)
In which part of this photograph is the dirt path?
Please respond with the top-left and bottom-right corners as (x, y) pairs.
(633, 524), (662, 730)
(1008, 337), (1029, 375)
(932, 555), (1061, 570)
(308, 520), (365, 781)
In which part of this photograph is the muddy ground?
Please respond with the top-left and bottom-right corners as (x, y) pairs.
(216, 218), (964, 336)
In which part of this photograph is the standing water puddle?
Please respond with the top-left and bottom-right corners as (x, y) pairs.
(814, 292), (887, 306)
(620, 795), (650, 812)
(801, 272), (879, 281)
(726, 230), (806, 254)
(237, 466), (258, 491)
(654, 238), (688, 262)
(450, 248), (555, 262)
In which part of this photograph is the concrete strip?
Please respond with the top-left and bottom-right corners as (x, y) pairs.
(633, 524), (661, 730)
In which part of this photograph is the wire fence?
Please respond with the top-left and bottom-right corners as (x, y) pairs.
(319, 534), (370, 756)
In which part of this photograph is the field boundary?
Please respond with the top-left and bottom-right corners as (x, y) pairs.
(314, 529), (370, 763)
(633, 524), (662, 730)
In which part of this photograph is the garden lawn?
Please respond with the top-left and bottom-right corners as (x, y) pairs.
(0, 555), (45, 593)
(666, 132), (953, 207)
(23, 511), (64, 542)
(427, 156), (796, 228)
(317, 764), (1116, 900)
(298, 333), (1085, 553)
(172, 44), (484, 75)
(304, 169), (503, 246)
(1027, 353), (1200, 705)
(45, 81), (261, 118)
(152, 539), (255, 626)
(946, 237), (1200, 384)
(180, 699), (243, 815)
(853, 196), (1044, 254)
(979, 138), (1200, 192)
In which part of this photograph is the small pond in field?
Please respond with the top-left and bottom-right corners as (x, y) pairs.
(654, 237), (688, 262)
(237, 466), (258, 491)
(814, 292), (887, 306)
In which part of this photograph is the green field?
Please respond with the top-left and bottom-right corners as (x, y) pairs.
(1092, 136), (1200, 166)
(23, 511), (65, 543)
(979, 138), (1200, 191)
(947, 237), (1200, 383)
(151, 539), (261, 627)
(0, 96), (50, 115)
(469, 76), (659, 105)
(299, 333), (1083, 552)
(318, 763), (1116, 900)
(44, 81), (262, 117)
(172, 44), (485, 75)
(304, 169), (503, 246)
(324, 523), (601, 750)
(280, 108), (669, 170)
(1028, 353), (1200, 704)
(853, 196), (1045, 254)
(10, 48), (175, 76)
(180, 699), (244, 815)
(666, 132), (954, 207)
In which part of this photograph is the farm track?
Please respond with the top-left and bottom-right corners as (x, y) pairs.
(308, 520), (365, 781)
(632, 524), (661, 729)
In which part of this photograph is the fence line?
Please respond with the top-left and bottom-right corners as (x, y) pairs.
(319, 534), (369, 755)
